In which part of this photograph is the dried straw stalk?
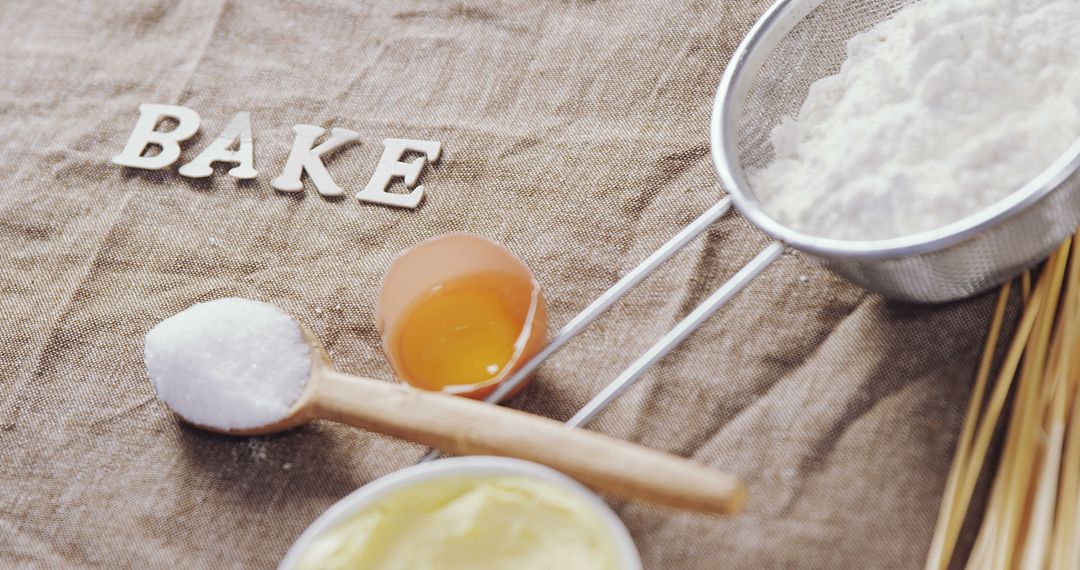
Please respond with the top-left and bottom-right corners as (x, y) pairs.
(926, 233), (1080, 570)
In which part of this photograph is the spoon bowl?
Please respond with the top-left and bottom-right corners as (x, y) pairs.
(186, 321), (329, 437)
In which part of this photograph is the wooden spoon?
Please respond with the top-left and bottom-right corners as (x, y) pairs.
(182, 323), (745, 515)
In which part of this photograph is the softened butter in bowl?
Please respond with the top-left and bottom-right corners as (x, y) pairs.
(280, 457), (641, 570)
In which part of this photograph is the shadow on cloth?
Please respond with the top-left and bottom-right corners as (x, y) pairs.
(175, 421), (371, 505)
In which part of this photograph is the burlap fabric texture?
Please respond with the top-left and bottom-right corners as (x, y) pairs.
(1, 1), (998, 568)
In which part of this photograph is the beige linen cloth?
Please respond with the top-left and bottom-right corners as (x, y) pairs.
(0, 1), (1001, 568)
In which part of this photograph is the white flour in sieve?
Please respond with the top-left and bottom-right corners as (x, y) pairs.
(753, 0), (1080, 241)
(144, 298), (310, 431)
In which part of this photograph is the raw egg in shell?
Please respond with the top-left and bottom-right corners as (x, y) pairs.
(375, 233), (548, 399)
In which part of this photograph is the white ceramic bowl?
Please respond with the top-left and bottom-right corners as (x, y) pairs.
(279, 456), (642, 569)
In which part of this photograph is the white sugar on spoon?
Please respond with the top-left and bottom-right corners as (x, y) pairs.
(142, 297), (745, 514)
(144, 298), (311, 431)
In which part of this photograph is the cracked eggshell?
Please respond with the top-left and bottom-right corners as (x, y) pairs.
(375, 233), (548, 400)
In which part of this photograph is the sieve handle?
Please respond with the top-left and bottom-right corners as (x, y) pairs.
(567, 241), (785, 428)
(420, 197), (736, 463)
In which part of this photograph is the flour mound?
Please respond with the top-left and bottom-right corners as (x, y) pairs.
(754, 0), (1080, 241)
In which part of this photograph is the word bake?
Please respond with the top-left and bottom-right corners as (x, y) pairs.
(111, 104), (441, 209)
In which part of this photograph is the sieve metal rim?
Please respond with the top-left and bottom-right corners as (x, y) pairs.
(709, 0), (1080, 261)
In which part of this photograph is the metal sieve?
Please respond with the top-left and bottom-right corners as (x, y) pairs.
(712, 0), (1080, 304)
(422, 0), (1080, 457)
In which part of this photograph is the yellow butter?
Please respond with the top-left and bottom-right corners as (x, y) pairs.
(295, 476), (621, 570)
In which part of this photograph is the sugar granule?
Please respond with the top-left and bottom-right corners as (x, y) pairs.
(144, 297), (311, 430)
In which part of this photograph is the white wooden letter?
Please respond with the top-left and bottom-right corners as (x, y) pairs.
(178, 112), (257, 179)
(356, 138), (442, 209)
(271, 125), (360, 197)
(112, 103), (201, 170)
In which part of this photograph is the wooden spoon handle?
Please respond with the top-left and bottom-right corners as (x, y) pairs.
(311, 370), (745, 514)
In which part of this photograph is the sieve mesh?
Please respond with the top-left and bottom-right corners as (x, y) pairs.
(737, 0), (910, 180)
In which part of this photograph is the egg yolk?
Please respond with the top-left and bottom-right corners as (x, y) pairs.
(397, 279), (524, 392)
